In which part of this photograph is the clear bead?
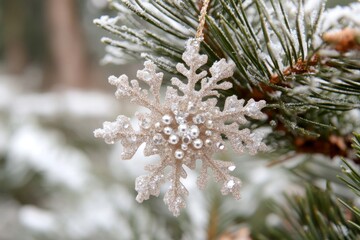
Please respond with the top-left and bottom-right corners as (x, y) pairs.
(174, 149), (184, 159)
(190, 125), (200, 138)
(162, 114), (173, 125)
(182, 135), (192, 144)
(163, 127), (173, 135)
(205, 120), (213, 128)
(153, 134), (164, 145)
(181, 143), (188, 151)
(140, 118), (151, 129)
(192, 114), (205, 124)
(178, 124), (188, 135)
(175, 112), (188, 124)
(193, 139), (203, 149)
(205, 130), (213, 136)
(169, 134), (179, 145)
(216, 142), (225, 150)
(205, 139), (212, 147)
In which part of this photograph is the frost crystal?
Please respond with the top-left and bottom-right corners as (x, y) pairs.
(94, 38), (267, 216)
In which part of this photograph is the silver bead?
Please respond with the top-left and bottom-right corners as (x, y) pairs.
(182, 135), (192, 144)
(193, 139), (203, 149)
(162, 114), (172, 125)
(163, 127), (173, 135)
(174, 149), (184, 159)
(178, 124), (188, 135)
(169, 134), (179, 145)
(205, 139), (212, 147)
(190, 125), (200, 138)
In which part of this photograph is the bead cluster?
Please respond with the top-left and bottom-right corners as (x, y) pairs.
(148, 105), (224, 160)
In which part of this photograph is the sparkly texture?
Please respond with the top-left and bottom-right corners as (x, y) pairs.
(228, 165), (236, 171)
(153, 134), (164, 145)
(226, 179), (235, 188)
(139, 117), (151, 129)
(216, 142), (225, 150)
(205, 130), (213, 136)
(154, 122), (162, 131)
(94, 38), (267, 216)
(187, 102), (195, 113)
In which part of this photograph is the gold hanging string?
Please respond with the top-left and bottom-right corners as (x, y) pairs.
(195, 0), (210, 40)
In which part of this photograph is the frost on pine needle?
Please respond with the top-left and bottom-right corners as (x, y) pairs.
(94, 38), (268, 216)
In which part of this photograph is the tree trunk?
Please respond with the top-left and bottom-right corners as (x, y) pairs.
(45, 0), (89, 88)
(3, 0), (28, 74)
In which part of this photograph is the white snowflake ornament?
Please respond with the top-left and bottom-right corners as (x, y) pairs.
(94, 38), (267, 216)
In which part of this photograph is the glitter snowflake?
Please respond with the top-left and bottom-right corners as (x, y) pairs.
(94, 38), (267, 216)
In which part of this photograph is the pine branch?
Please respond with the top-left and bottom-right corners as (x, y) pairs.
(254, 134), (360, 239)
(95, 0), (360, 159)
(255, 184), (360, 240)
(337, 134), (360, 229)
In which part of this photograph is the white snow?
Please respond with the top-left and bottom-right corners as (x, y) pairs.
(7, 124), (90, 191)
(321, 2), (360, 31)
(19, 206), (57, 233)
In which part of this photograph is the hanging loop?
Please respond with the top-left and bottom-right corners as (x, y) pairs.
(195, 0), (210, 40)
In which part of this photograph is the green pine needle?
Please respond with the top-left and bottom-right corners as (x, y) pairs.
(95, 0), (360, 152)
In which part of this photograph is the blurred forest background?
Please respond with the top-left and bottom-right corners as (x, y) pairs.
(0, 0), (358, 240)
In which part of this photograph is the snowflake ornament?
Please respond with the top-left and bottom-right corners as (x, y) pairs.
(94, 38), (267, 216)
